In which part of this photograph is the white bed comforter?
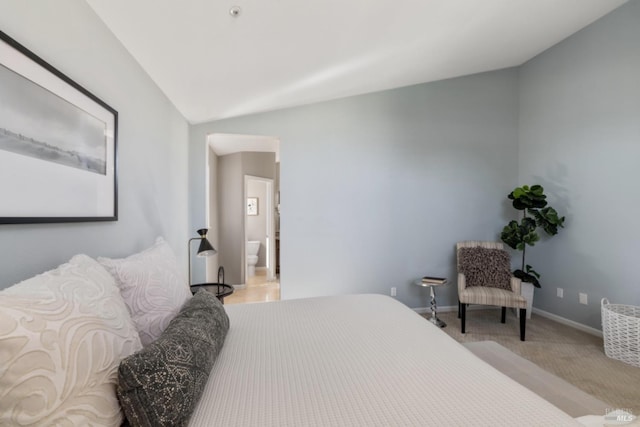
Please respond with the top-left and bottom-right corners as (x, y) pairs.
(190, 294), (580, 426)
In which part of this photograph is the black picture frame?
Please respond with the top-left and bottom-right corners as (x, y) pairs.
(0, 30), (117, 224)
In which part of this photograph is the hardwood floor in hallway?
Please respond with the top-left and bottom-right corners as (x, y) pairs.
(225, 269), (280, 304)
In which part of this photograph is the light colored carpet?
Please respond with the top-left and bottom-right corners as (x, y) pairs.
(464, 340), (608, 417)
(425, 309), (640, 415)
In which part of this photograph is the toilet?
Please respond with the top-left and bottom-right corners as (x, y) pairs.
(246, 240), (260, 277)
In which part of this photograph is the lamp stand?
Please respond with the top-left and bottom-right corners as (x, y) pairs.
(188, 237), (199, 286)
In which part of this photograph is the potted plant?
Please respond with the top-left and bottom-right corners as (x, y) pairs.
(500, 185), (565, 317)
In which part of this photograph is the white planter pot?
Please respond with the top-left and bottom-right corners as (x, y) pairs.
(516, 282), (534, 319)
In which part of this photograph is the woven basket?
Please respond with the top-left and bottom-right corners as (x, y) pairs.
(601, 298), (640, 368)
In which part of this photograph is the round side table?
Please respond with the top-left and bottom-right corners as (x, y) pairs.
(190, 283), (234, 304)
(414, 278), (448, 328)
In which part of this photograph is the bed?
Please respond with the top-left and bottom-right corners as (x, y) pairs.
(189, 294), (580, 426)
(0, 243), (587, 426)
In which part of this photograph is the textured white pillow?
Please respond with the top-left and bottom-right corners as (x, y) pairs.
(0, 254), (142, 427)
(98, 237), (192, 346)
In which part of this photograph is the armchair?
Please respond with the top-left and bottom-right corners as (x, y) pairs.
(457, 241), (527, 341)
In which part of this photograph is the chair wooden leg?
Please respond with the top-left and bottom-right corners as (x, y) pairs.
(458, 300), (461, 319)
(501, 306), (506, 323)
(461, 303), (466, 334)
(519, 308), (526, 341)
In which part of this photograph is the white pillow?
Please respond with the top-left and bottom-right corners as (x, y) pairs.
(98, 237), (192, 346)
(0, 254), (142, 427)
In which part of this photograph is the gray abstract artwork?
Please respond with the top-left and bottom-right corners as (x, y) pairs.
(0, 64), (107, 175)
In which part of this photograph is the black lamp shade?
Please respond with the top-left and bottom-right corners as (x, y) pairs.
(189, 228), (217, 286)
(194, 228), (216, 256)
(197, 238), (216, 256)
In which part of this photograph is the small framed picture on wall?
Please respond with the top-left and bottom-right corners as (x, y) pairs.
(247, 197), (258, 215)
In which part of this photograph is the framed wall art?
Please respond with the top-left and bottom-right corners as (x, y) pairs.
(247, 197), (258, 216)
(0, 30), (117, 224)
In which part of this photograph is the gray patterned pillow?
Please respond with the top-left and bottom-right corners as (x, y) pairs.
(117, 290), (229, 427)
(459, 247), (512, 290)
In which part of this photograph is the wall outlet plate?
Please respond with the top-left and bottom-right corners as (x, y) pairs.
(390, 287), (397, 297)
(579, 292), (588, 305)
(557, 288), (563, 298)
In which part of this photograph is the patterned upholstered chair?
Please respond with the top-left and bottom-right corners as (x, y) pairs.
(457, 241), (527, 341)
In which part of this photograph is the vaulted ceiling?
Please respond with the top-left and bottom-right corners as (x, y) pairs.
(87, 0), (626, 124)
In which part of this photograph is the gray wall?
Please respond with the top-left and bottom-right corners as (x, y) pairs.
(518, 1), (640, 328)
(190, 69), (520, 307)
(216, 152), (275, 284)
(217, 153), (243, 284)
(0, 1), (189, 288)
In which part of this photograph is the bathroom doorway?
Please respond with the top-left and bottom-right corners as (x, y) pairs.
(205, 133), (280, 303)
(244, 175), (276, 283)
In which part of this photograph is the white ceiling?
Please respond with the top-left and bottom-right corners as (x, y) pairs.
(87, 0), (626, 124)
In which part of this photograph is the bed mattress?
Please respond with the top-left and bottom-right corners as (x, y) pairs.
(189, 294), (580, 426)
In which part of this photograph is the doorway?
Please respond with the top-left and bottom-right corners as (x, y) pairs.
(244, 175), (276, 282)
(205, 133), (280, 303)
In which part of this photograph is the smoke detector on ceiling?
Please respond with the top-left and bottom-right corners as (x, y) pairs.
(229, 6), (241, 17)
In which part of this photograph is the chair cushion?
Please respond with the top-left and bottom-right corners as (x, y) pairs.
(458, 247), (512, 290)
(459, 286), (527, 308)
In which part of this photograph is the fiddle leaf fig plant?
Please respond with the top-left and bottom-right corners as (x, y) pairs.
(500, 185), (565, 288)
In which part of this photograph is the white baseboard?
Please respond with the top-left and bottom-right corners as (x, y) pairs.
(532, 307), (602, 338)
(411, 305), (602, 338)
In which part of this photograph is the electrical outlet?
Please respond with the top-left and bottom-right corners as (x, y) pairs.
(390, 287), (397, 297)
(579, 292), (588, 305)
(557, 288), (563, 298)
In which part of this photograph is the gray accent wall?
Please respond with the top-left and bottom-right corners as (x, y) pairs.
(190, 69), (520, 307)
(518, 0), (640, 328)
(0, 1), (189, 288)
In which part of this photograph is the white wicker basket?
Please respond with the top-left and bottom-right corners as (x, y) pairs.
(601, 298), (640, 368)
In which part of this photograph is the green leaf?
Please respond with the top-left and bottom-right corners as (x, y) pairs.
(523, 231), (540, 246)
(509, 184), (548, 210)
(513, 187), (526, 198)
(500, 218), (539, 249)
(524, 265), (541, 279)
(530, 185), (544, 196)
(513, 269), (541, 288)
(512, 198), (528, 210)
(521, 217), (537, 230)
(500, 220), (522, 249)
(531, 207), (566, 236)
